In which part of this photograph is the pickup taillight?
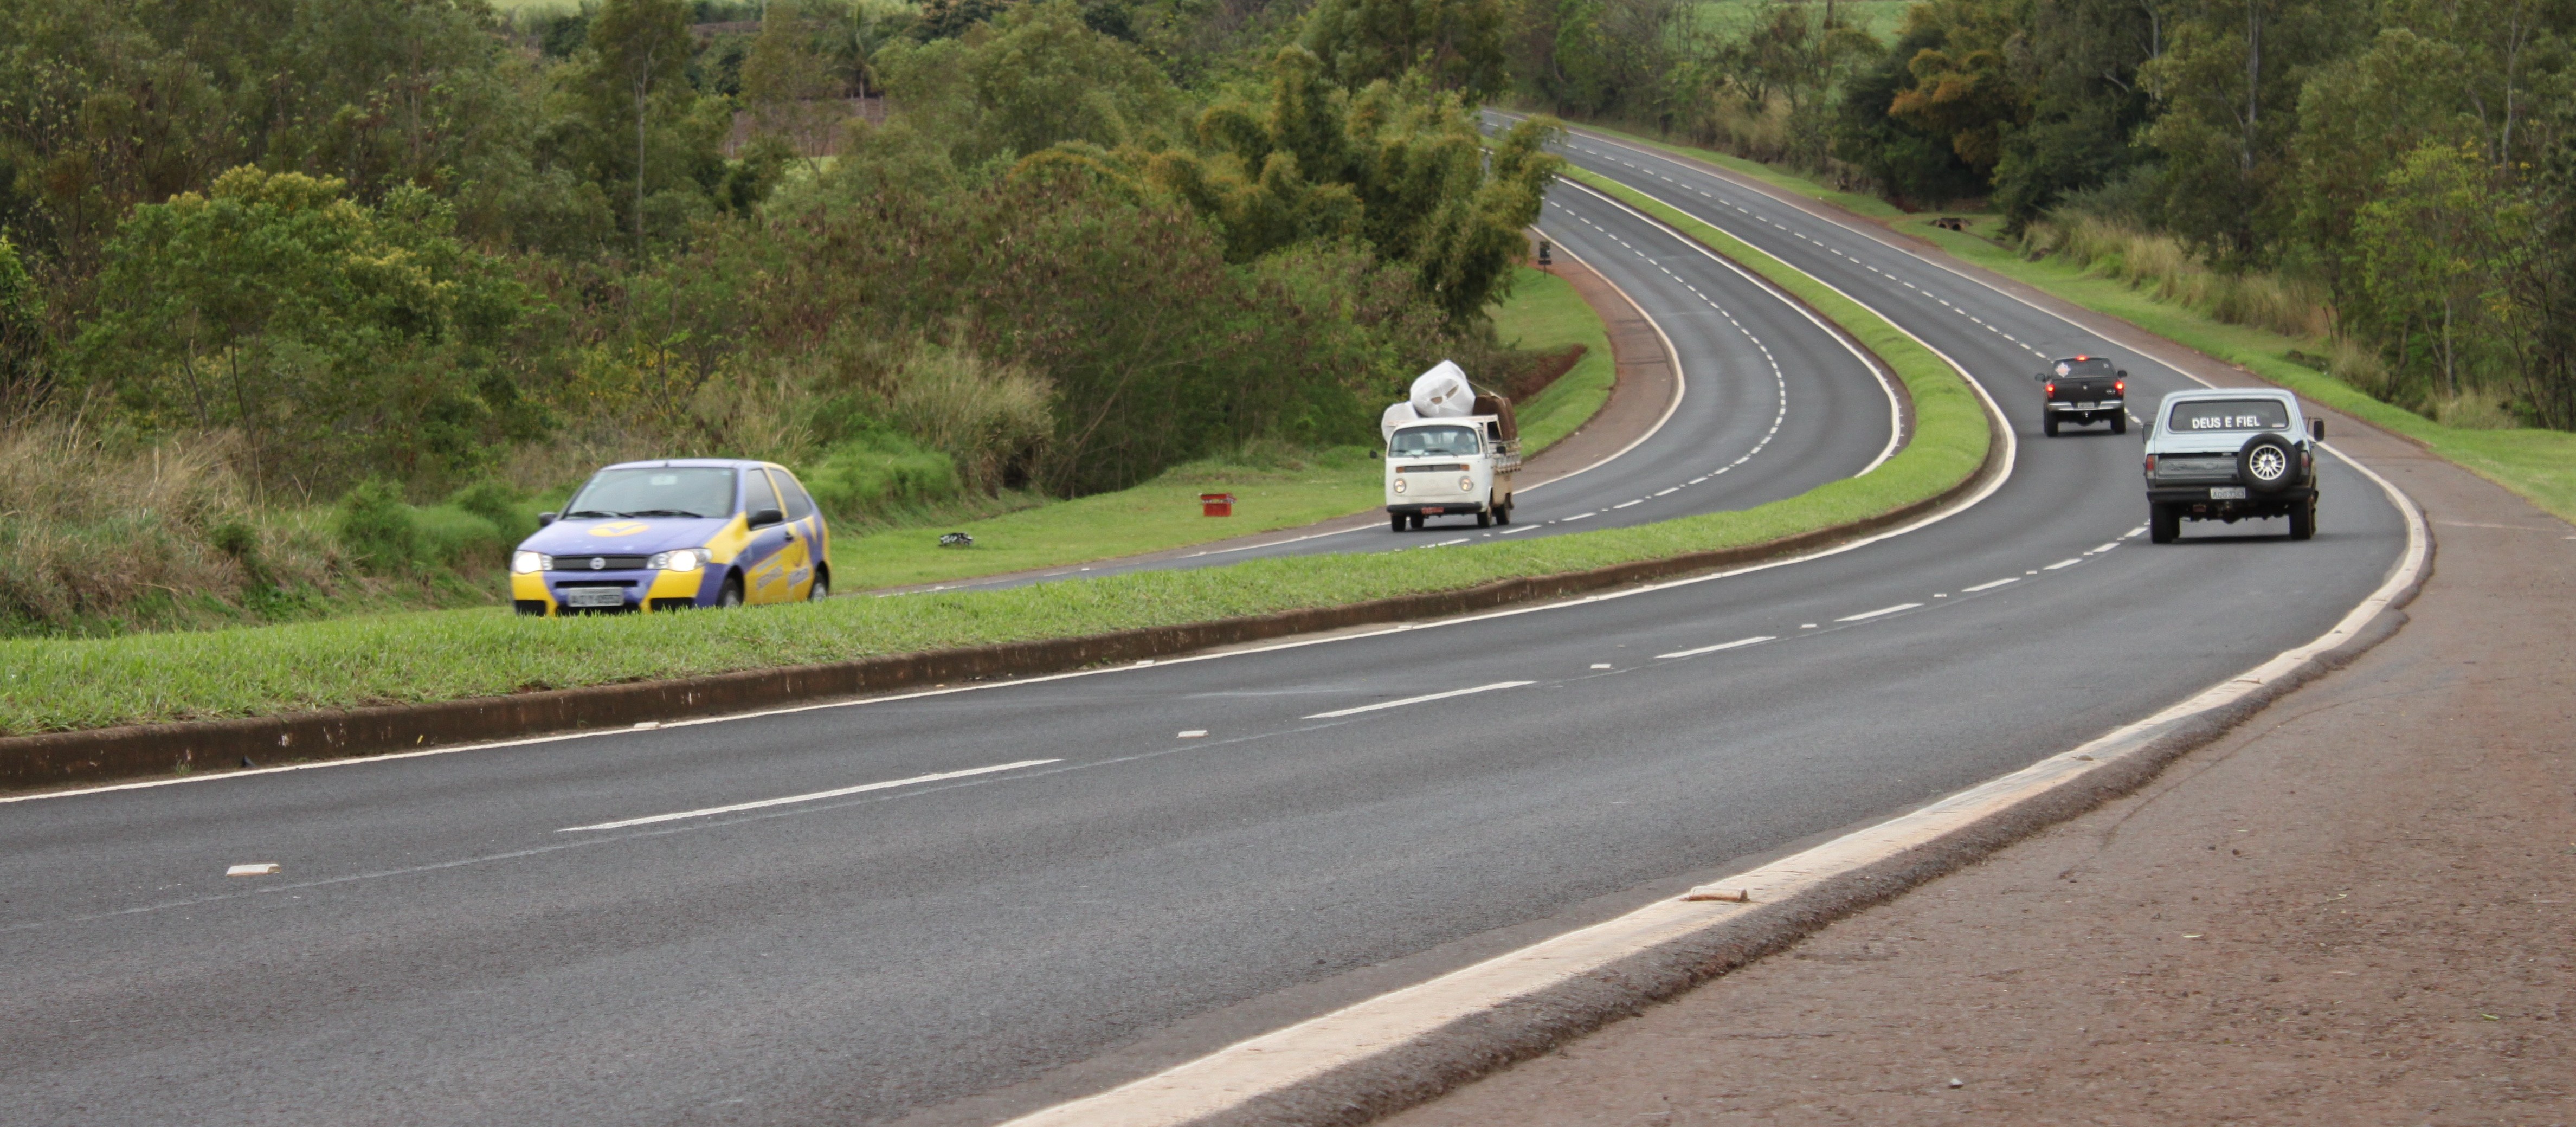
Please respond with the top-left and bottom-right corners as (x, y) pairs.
(2144, 454), (2158, 474)
(2113, 379), (2126, 396)
(2044, 381), (2057, 397)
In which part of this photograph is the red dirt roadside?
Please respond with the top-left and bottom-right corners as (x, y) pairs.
(1387, 421), (2575, 1121)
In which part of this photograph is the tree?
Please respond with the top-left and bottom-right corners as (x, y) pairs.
(0, 236), (42, 416)
(742, 2), (852, 170)
(1303, 0), (1510, 97)
(582, 0), (695, 250)
(72, 168), (532, 491)
(2139, 0), (2359, 260)
(878, 1), (1178, 166)
(2355, 143), (2523, 402)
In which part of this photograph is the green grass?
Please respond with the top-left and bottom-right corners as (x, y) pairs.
(1497, 265), (1618, 452)
(1897, 215), (2576, 523)
(824, 265), (1621, 589)
(0, 190), (1989, 736)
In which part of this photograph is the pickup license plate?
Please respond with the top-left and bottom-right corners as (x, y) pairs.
(2209, 486), (2248, 500)
(562, 587), (624, 609)
(2073, 401), (2097, 410)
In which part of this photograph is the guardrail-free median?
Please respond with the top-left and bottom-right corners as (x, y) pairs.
(2, 183), (1997, 788)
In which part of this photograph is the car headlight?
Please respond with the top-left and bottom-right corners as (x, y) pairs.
(512, 550), (548, 575)
(1458, 475), (1476, 493)
(1392, 478), (1408, 494)
(649, 548), (705, 572)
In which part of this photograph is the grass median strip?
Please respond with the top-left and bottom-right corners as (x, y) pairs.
(0, 201), (1988, 737)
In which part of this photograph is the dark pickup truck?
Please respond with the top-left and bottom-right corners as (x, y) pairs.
(2032, 355), (2127, 436)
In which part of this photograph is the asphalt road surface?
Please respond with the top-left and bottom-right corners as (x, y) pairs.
(0, 125), (2409, 1126)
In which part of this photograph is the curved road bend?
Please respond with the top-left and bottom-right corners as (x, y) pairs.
(0, 157), (2409, 1126)
(887, 179), (1900, 593)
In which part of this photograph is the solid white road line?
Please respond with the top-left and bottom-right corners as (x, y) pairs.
(557, 759), (1060, 833)
(1301, 682), (1535, 720)
(1834, 603), (1922, 622)
(1960, 577), (2021, 593)
(1653, 635), (1776, 660)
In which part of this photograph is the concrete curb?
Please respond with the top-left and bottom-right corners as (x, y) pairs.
(2, 413), (2005, 791)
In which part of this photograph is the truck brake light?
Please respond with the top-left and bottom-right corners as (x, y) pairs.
(2144, 454), (2157, 473)
(2113, 379), (2125, 395)
(2044, 381), (2056, 397)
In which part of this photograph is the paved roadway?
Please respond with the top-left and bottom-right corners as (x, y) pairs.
(888, 175), (1903, 592)
(0, 125), (2411, 1126)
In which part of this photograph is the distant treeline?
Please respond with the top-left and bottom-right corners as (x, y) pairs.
(1500, 0), (2576, 430)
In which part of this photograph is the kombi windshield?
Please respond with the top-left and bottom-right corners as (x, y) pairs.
(1390, 425), (1481, 458)
(563, 467), (737, 519)
(2166, 399), (2290, 434)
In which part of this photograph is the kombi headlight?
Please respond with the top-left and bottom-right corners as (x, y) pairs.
(512, 550), (548, 575)
(649, 548), (706, 572)
(1458, 475), (1476, 493)
(1392, 478), (1408, 494)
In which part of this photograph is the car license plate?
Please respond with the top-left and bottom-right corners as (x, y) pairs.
(2074, 401), (2096, 410)
(562, 587), (624, 609)
(2210, 486), (2248, 500)
(1421, 507), (1445, 514)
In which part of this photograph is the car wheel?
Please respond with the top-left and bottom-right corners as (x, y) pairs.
(1496, 499), (1512, 526)
(2288, 496), (2317, 541)
(2150, 503), (2180, 544)
(718, 575), (746, 608)
(2238, 433), (2298, 494)
(807, 569), (830, 601)
(1477, 505), (1493, 528)
(2111, 414), (2128, 435)
(1390, 513), (1406, 533)
(1408, 513), (1425, 531)
(2043, 415), (2060, 437)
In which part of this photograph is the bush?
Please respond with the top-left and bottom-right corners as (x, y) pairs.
(798, 431), (966, 523)
(336, 479), (422, 575)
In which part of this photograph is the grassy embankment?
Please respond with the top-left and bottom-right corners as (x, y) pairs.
(0, 196), (1985, 736)
(830, 264), (1615, 589)
(1564, 122), (2576, 522)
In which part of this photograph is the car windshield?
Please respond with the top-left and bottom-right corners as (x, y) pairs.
(2166, 398), (2290, 433)
(2051, 357), (2117, 377)
(562, 467), (737, 519)
(1390, 425), (1480, 458)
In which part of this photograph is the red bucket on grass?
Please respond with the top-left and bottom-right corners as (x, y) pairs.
(1200, 493), (1235, 517)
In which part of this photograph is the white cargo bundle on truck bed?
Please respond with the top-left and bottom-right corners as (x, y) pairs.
(1383, 360), (1522, 532)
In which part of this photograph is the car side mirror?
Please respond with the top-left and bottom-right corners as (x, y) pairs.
(2032, 372), (2049, 382)
(538, 511), (557, 527)
(2117, 369), (2128, 379)
(749, 507), (784, 529)
(2310, 419), (2326, 441)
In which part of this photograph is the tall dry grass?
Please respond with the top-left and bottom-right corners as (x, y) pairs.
(2019, 215), (2336, 340)
(0, 423), (352, 632)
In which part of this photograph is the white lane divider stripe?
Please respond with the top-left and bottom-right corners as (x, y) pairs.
(1835, 602), (1922, 622)
(2087, 542), (2120, 554)
(1612, 499), (1644, 509)
(1653, 635), (1776, 660)
(558, 759), (1060, 832)
(1960, 577), (2021, 593)
(1303, 681), (1535, 720)
(2043, 558), (2083, 570)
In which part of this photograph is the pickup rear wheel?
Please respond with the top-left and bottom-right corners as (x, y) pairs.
(2111, 413), (2128, 435)
(2288, 495), (2317, 540)
(2150, 502), (2180, 544)
(2043, 415), (2060, 437)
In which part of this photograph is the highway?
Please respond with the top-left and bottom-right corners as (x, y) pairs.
(0, 125), (2410, 1127)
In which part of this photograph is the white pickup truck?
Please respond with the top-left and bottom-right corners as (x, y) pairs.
(1382, 362), (1521, 531)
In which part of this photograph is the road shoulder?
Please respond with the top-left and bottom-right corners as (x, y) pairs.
(1387, 399), (2575, 1123)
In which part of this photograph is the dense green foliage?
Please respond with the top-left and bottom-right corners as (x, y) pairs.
(0, 0), (1566, 633)
(1507, 0), (2576, 432)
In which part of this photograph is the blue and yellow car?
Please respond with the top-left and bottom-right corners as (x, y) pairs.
(511, 459), (830, 615)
